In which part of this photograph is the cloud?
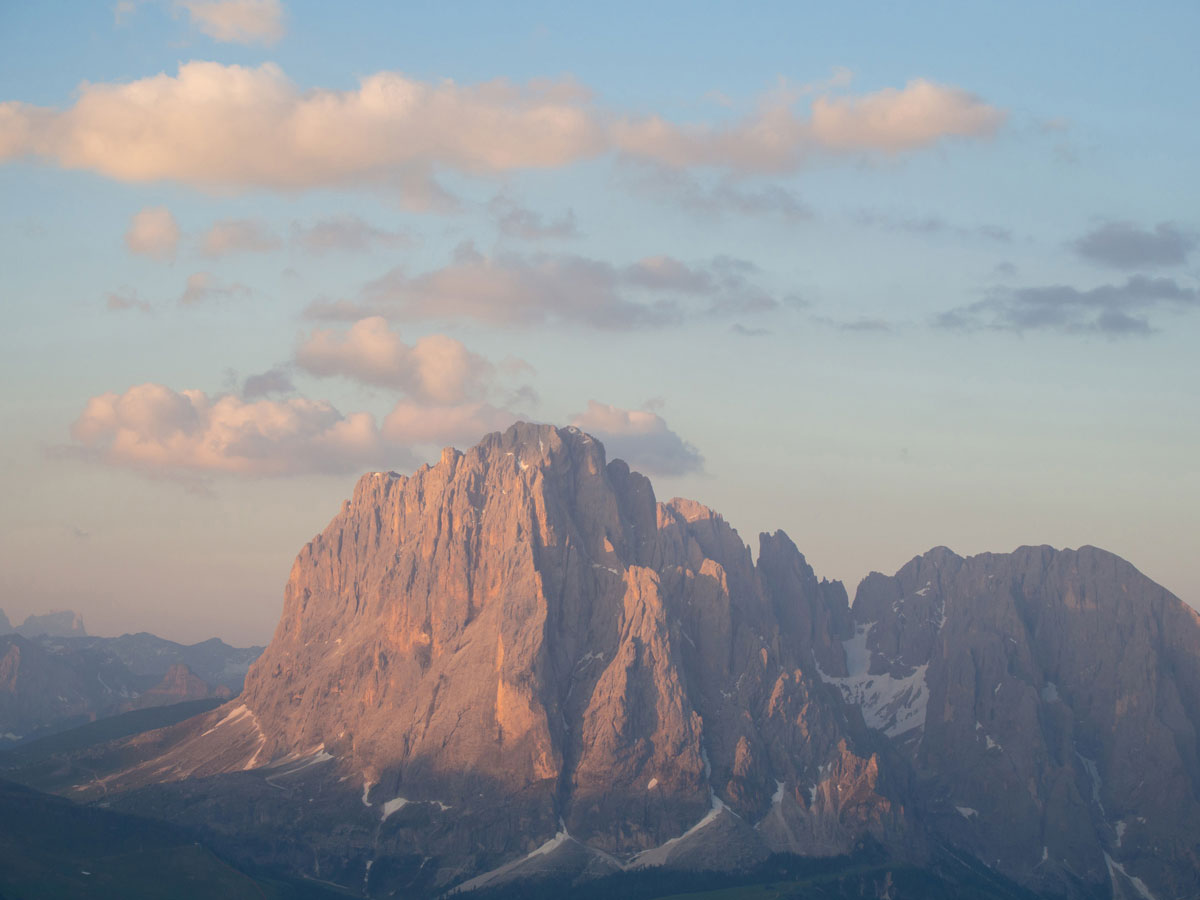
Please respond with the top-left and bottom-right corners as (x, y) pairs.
(854, 210), (1012, 242)
(1072, 221), (1196, 269)
(936, 275), (1199, 336)
(179, 271), (249, 305)
(201, 218), (280, 256)
(68, 383), (523, 479)
(620, 163), (812, 221)
(570, 401), (703, 476)
(291, 215), (410, 254)
(70, 383), (384, 476)
(106, 289), (153, 313)
(125, 206), (179, 259)
(176, 0), (285, 46)
(0, 63), (1003, 190)
(381, 401), (515, 447)
(306, 245), (778, 329)
(612, 78), (1004, 171)
(0, 62), (604, 190)
(296, 317), (498, 404)
(241, 367), (293, 398)
(489, 193), (578, 239)
(730, 323), (770, 337)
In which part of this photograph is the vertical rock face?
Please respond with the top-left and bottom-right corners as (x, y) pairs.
(839, 545), (1200, 900)
(104, 423), (906, 887)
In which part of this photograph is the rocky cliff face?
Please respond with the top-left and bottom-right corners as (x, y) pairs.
(76, 424), (910, 893)
(32, 423), (1200, 900)
(837, 546), (1200, 900)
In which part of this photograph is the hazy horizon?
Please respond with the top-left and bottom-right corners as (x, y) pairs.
(2, 2), (1197, 645)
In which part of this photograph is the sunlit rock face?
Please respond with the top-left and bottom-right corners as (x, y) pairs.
(49, 423), (1200, 899)
(839, 545), (1200, 900)
(80, 423), (908, 893)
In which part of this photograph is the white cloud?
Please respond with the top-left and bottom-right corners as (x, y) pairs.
(569, 401), (703, 476)
(124, 206), (179, 259)
(70, 383), (384, 476)
(296, 317), (498, 404)
(176, 0), (285, 46)
(68, 383), (523, 478)
(0, 63), (1004, 190)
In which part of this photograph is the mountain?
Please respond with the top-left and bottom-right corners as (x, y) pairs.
(0, 632), (263, 746)
(9, 423), (1198, 900)
(0, 609), (88, 638)
(836, 546), (1200, 899)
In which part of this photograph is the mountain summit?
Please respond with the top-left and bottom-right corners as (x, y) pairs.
(33, 423), (1200, 899)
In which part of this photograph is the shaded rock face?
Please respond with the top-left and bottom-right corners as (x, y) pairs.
(93, 423), (907, 892)
(13, 610), (86, 639)
(840, 546), (1200, 900)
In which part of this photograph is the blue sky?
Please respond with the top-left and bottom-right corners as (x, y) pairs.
(1, 1), (1197, 643)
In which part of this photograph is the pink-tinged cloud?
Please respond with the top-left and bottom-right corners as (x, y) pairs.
(569, 401), (703, 476)
(809, 79), (1005, 151)
(179, 271), (248, 305)
(125, 206), (180, 259)
(70, 383), (385, 476)
(177, 0), (285, 46)
(0, 62), (603, 190)
(382, 401), (516, 447)
(296, 317), (498, 404)
(0, 63), (1004, 189)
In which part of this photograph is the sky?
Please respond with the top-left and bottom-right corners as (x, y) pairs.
(1, 1), (1197, 645)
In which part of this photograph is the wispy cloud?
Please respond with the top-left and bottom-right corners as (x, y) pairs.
(489, 193), (578, 239)
(304, 244), (779, 329)
(201, 218), (280, 257)
(179, 271), (249, 305)
(936, 275), (1199, 336)
(290, 215), (410, 254)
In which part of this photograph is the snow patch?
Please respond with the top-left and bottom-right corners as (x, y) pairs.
(362, 776), (375, 807)
(772, 780), (785, 805)
(632, 794), (726, 868)
(1041, 682), (1060, 703)
(816, 623), (929, 737)
(1076, 752), (1105, 816)
(646, 778), (658, 790)
(590, 563), (619, 575)
(200, 704), (251, 737)
(381, 797), (408, 820)
(1104, 852), (1159, 900)
(1115, 820), (1127, 846)
(956, 806), (978, 820)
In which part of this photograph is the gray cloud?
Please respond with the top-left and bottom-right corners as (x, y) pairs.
(489, 194), (579, 240)
(570, 401), (704, 476)
(105, 289), (152, 313)
(305, 245), (778, 329)
(854, 209), (1012, 243)
(201, 218), (281, 257)
(936, 275), (1199, 336)
(242, 367), (294, 398)
(1072, 221), (1196, 269)
(291, 215), (411, 254)
(620, 163), (812, 222)
(179, 272), (250, 305)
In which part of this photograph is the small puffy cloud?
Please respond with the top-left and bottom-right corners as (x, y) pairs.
(180, 271), (248, 305)
(936, 275), (1199, 336)
(291, 215), (410, 254)
(70, 383), (384, 476)
(176, 0), (285, 46)
(241, 367), (294, 398)
(489, 193), (578, 239)
(1072, 221), (1196, 269)
(308, 245), (777, 329)
(296, 317), (497, 404)
(570, 401), (703, 476)
(125, 206), (180, 259)
(201, 218), (280, 256)
(1, 64), (1002, 190)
